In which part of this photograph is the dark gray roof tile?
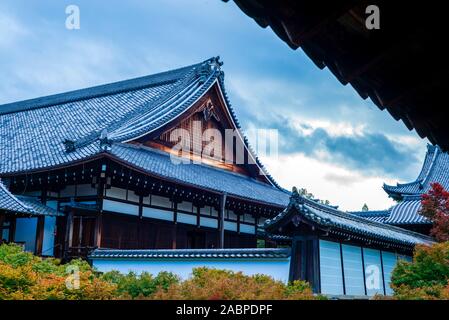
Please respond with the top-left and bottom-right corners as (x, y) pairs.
(89, 248), (291, 259)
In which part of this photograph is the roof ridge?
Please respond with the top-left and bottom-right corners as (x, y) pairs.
(0, 60), (208, 116)
(349, 209), (391, 216)
(65, 63), (204, 151)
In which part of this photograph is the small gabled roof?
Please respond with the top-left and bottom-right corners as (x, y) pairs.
(0, 180), (62, 216)
(265, 188), (434, 248)
(89, 248), (291, 260)
(383, 145), (449, 199)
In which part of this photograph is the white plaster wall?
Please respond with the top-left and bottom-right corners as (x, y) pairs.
(92, 258), (291, 283)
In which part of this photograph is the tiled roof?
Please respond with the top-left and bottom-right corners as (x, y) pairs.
(351, 197), (431, 226)
(385, 197), (429, 225)
(383, 145), (449, 197)
(0, 180), (62, 216)
(0, 60), (204, 174)
(0, 57), (284, 204)
(265, 190), (434, 247)
(108, 143), (290, 207)
(349, 209), (391, 223)
(89, 248), (291, 259)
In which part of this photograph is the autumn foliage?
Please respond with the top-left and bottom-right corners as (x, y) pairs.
(420, 182), (449, 242)
(390, 242), (449, 299)
(0, 243), (319, 300)
(0, 243), (116, 300)
(149, 267), (320, 300)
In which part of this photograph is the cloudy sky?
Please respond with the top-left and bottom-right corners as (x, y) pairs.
(0, 0), (429, 211)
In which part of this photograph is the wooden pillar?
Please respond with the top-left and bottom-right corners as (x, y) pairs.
(35, 216), (45, 256)
(289, 235), (320, 293)
(9, 217), (16, 243)
(137, 195), (143, 249)
(94, 169), (105, 249)
(237, 213), (241, 234)
(172, 202), (178, 249)
(64, 209), (74, 259)
(196, 205), (201, 228)
(218, 193), (227, 248)
(94, 214), (102, 248)
(0, 214), (5, 241)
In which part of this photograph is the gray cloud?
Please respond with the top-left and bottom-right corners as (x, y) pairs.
(255, 116), (419, 179)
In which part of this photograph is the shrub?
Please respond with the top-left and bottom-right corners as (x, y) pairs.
(0, 243), (116, 300)
(150, 267), (320, 300)
(391, 242), (449, 299)
(101, 270), (179, 299)
(1, 243), (320, 300)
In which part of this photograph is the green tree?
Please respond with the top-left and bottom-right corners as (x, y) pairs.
(391, 242), (449, 299)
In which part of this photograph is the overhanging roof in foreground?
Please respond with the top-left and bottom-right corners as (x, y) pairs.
(0, 180), (62, 216)
(266, 190), (434, 248)
(224, 0), (449, 151)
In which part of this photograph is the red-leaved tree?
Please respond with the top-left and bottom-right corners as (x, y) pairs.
(420, 182), (449, 242)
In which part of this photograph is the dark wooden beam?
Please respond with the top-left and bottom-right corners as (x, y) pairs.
(0, 214), (5, 241)
(35, 216), (45, 256)
(64, 209), (74, 259)
(219, 193), (227, 248)
(172, 202), (178, 249)
(8, 217), (16, 243)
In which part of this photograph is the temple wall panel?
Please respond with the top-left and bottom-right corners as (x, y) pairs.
(14, 217), (38, 253)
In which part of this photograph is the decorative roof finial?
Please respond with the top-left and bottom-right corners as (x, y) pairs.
(63, 139), (76, 153)
(99, 129), (112, 151)
(291, 186), (305, 204)
(292, 186), (299, 196)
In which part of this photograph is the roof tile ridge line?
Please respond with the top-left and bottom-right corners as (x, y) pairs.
(108, 64), (205, 135)
(113, 67), (220, 143)
(216, 75), (282, 190)
(69, 64), (203, 151)
(0, 61), (205, 115)
(349, 210), (390, 216)
(299, 196), (433, 240)
(113, 142), (288, 190)
(110, 76), (205, 141)
(112, 57), (220, 133)
(0, 179), (32, 213)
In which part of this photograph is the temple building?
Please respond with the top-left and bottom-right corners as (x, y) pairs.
(352, 144), (449, 235)
(0, 57), (289, 259)
(0, 58), (435, 297)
